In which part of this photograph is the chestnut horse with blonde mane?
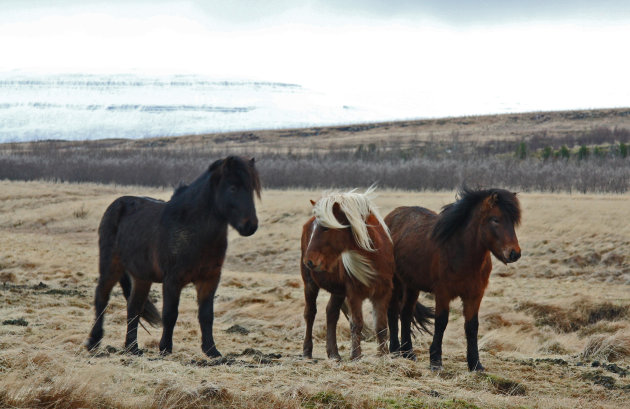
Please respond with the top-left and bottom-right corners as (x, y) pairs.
(387, 187), (521, 371)
(301, 188), (394, 360)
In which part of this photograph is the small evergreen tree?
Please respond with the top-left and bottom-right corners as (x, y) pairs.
(620, 142), (628, 158)
(515, 141), (527, 159)
(577, 145), (589, 160)
(559, 145), (570, 159)
(542, 146), (552, 160)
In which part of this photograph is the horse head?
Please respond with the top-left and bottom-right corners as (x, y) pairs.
(210, 156), (261, 236)
(303, 201), (355, 273)
(479, 190), (521, 264)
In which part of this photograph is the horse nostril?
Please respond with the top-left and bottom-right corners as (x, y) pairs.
(509, 250), (521, 262)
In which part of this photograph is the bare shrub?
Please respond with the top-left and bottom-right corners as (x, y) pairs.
(2, 132), (630, 192)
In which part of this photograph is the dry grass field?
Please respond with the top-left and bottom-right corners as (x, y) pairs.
(1, 180), (630, 408)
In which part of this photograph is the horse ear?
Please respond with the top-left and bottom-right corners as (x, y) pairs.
(309, 199), (316, 206)
(209, 159), (224, 172)
(332, 202), (349, 225)
(482, 192), (499, 210)
(224, 156), (236, 169)
(250, 157), (256, 167)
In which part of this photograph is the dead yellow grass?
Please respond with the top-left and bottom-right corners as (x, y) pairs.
(1, 180), (630, 408)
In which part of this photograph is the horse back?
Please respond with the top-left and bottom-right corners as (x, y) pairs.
(385, 206), (439, 292)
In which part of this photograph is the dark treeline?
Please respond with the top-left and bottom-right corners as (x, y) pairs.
(1, 126), (630, 193)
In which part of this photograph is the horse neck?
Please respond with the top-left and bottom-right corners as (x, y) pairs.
(446, 211), (489, 272)
(167, 174), (226, 234)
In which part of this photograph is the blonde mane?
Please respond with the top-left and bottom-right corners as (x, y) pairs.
(312, 186), (391, 252)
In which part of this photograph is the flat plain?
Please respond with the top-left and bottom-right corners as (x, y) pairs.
(1, 180), (629, 408)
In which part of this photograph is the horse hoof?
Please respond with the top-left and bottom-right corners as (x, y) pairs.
(85, 338), (100, 351)
(328, 353), (342, 361)
(204, 349), (222, 358)
(471, 363), (485, 372)
(430, 362), (443, 371)
(402, 351), (417, 361)
(159, 348), (172, 356)
(126, 347), (144, 356)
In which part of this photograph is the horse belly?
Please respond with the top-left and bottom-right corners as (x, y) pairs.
(116, 221), (163, 283)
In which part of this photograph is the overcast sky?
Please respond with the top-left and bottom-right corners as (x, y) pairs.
(2, 1), (629, 112)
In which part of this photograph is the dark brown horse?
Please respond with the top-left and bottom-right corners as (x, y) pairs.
(301, 188), (394, 360)
(86, 156), (261, 357)
(386, 187), (521, 371)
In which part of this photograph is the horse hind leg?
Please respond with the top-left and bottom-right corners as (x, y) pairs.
(346, 295), (364, 360)
(371, 292), (391, 356)
(87, 254), (123, 351)
(400, 288), (420, 361)
(124, 278), (152, 355)
(387, 277), (403, 354)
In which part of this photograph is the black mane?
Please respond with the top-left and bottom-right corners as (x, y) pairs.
(170, 156), (261, 201)
(431, 187), (521, 244)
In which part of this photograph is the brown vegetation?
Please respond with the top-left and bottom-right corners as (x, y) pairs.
(1, 181), (629, 408)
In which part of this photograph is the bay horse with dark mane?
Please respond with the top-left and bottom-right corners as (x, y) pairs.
(301, 188), (394, 360)
(86, 156), (261, 357)
(387, 187), (521, 371)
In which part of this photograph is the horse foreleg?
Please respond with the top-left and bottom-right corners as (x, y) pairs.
(124, 278), (152, 355)
(400, 288), (420, 360)
(346, 295), (364, 360)
(159, 279), (182, 355)
(371, 291), (391, 356)
(325, 294), (345, 360)
(302, 281), (319, 359)
(196, 274), (222, 358)
(429, 296), (450, 371)
(387, 277), (403, 354)
(463, 296), (484, 371)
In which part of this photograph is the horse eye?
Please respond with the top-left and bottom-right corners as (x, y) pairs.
(320, 226), (329, 232)
(228, 185), (237, 193)
(490, 217), (499, 224)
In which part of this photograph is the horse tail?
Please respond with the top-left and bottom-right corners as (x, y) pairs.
(119, 272), (162, 327)
(411, 301), (434, 335)
(99, 198), (162, 328)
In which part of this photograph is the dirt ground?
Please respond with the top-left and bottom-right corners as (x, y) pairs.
(1, 180), (629, 408)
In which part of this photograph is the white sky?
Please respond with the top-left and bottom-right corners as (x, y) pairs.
(1, 1), (629, 112)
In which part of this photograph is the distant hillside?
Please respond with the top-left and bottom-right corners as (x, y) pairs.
(1, 108), (630, 192)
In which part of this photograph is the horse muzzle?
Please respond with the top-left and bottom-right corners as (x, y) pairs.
(503, 248), (521, 263)
(235, 219), (258, 236)
(303, 258), (327, 273)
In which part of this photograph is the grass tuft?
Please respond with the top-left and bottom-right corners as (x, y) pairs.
(582, 331), (630, 362)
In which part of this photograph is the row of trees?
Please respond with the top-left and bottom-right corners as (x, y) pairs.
(515, 142), (628, 160)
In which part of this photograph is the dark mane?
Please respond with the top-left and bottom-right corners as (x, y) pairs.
(431, 187), (521, 244)
(170, 156), (261, 201)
